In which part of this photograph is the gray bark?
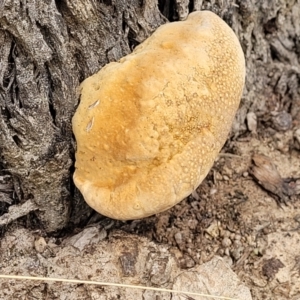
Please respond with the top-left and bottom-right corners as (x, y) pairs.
(0, 0), (165, 232)
(0, 0), (299, 232)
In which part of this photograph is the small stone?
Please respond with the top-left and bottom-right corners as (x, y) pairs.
(34, 237), (47, 253)
(271, 111), (292, 131)
(223, 175), (230, 181)
(205, 220), (219, 238)
(233, 240), (242, 247)
(231, 247), (243, 261)
(210, 188), (217, 195)
(225, 248), (230, 256)
(246, 111), (257, 133)
(243, 171), (249, 177)
(187, 219), (198, 230)
(179, 254), (196, 269)
(253, 248), (260, 256)
(222, 255), (233, 267)
(222, 237), (232, 248)
(223, 230), (231, 238)
(191, 190), (200, 200)
(215, 172), (223, 181)
(294, 128), (300, 150)
(234, 234), (242, 241)
(218, 248), (225, 255)
(174, 232), (183, 245)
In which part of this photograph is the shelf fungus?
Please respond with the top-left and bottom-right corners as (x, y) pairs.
(72, 11), (245, 220)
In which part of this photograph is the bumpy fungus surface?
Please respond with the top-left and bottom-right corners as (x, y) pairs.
(72, 11), (245, 220)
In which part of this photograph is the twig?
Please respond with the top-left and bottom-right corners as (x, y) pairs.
(0, 274), (240, 300)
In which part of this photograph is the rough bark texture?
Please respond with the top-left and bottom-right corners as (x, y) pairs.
(0, 0), (165, 232)
(0, 0), (299, 232)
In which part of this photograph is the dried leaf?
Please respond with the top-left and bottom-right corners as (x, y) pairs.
(250, 154), (299, 203)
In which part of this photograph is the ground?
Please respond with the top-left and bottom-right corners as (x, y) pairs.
(0, 1), (300, 299)
(0, 128), (299, 299)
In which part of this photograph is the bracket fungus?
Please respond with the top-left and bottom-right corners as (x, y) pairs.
(72, 11), (245, 220)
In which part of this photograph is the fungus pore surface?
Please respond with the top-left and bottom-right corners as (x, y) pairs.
(72, 11), (245, 220)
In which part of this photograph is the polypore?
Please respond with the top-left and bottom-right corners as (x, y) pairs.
(72, 11), (245, 220)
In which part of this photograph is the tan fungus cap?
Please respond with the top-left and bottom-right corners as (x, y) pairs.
(72, 11), (246, 220)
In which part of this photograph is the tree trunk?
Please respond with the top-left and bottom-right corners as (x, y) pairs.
(0, 0), (299, 232)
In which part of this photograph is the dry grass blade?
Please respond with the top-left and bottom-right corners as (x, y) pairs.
(0, 274), (240, 300)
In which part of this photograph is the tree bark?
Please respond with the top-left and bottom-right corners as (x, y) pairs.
(0, 0), (165, 232)
(0, 0), (299, 232)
